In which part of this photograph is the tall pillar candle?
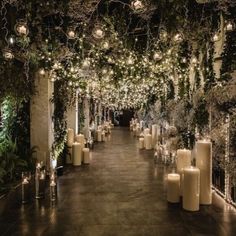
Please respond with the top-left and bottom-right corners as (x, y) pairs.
(83, 148), (90, 164)
(183, 167), (200, 211)
(144, 128), (150, 147)
(144, 128), (150, 135)
(151, 124), (157, 147)
(75, 134), (85, 149)
(167, 173), (180, 203)
(139, 137), (144, 149)
(176, 149), (192, 195)
(145, 134), (152, 150)
(67, 128), (74, 147)
(196, 140), (212, 205)
(97, 130), (102, 142)
(72, 142), (82, 166)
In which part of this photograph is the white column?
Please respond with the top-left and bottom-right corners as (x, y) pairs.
(83, 97), (90, 139)
(67, 91), (78, 134)
(30, 71), (54, 169)
(151, 124), (157, 146)
(196, 140), (212, 205)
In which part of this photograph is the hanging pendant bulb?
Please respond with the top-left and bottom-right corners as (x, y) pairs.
(39, 68), (45, 75)
(8, 36), (15, 45)
(191, 56), (198, 65)
(182, 58), (187, 63)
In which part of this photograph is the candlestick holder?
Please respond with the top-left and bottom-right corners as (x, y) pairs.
(50, 181), (57, 201)
(35, 163), (46, 199)
(50, 170), (57, 202)
(21, 172), (31, 204)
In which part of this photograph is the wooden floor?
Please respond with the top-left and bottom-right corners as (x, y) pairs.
(0, 127), (236, 235)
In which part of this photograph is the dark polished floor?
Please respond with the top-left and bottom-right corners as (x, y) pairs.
(1, 127), (236, 236)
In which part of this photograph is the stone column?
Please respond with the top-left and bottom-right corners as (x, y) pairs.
(30, 71), (54, 169)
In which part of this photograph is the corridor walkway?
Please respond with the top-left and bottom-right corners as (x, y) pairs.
(1, 128), (236, 235)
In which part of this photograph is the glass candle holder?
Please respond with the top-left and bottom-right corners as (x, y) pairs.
(21, 172), (30, 204)
(50, 180), (57, 202)
(35, 168), (46, 199)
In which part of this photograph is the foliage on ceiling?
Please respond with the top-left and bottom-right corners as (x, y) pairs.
(0, 0), (235, 108)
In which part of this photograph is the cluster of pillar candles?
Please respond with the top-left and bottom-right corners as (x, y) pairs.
(130, 119), (212, 211)
(67, 121), (113, 166)
(21, 162), (57, 204)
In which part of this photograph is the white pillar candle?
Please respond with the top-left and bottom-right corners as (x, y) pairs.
(72, 142), (82, 166)
(144, 128), (150, 135)
(130, 124), (133, 131)
(196, 140), (212, 205)
(183, 166), (200, 211)
(176, 149), (192, 195)
(108, 125), (111, 134)
(83, 148), (90, 164)
(75, 134), (85, 149)
(97, 130), (102, 142)
(152, 124), (157, 147)
(67, 128), (74, 147)
(167, 173), (180, 203)
(144, 128), (150, 147)
(145, 134), (152, 150)
(136, 124), (140, 137)
(139, 138), (144, 149)
(102, 131), (106, 141)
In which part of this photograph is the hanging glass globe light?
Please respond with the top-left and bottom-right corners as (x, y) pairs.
(131, 0), (145, 12)
(153, 51), (163, 61)
(173, 33), (183, 43)
(82, 59), (90, 69)
(225, 21), (233, 32)
(159, 29), (168, 42)
(67, 28), (76, 39)
(102, 41), (109, 50)
(102, 68), (108, 75)
(127, 57), (134, 65)
(92, 25), (105, 39)
(15, 20), (29, 36)
(212, 33), (220, 42)
(2, 48), (14, 60)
